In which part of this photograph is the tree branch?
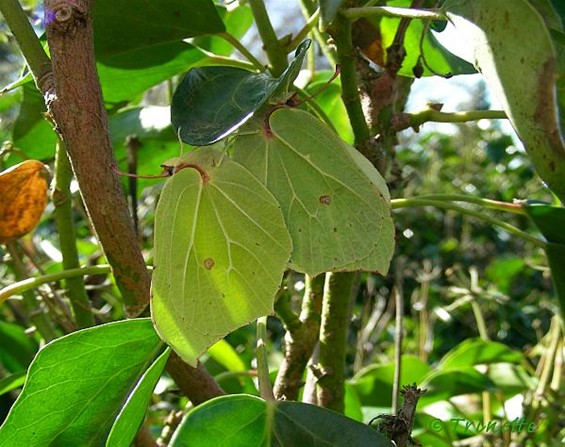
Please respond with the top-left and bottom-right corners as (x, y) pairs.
(341, 6), (446, 21)
(274, 274), (325, 400)
(393, 109), (507, 132)
(316, 272), (355, 413)
(43, 0), (149, 316)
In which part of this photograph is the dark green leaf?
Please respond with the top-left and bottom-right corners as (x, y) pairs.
(0, 319), (164, 447)
(93, 0), (224, 66)
(106, 348), (170, 447)
(170, 394), (394, 446)
(0, 321), (38, 372)
(171, 40), (310, 145)
(319, 0), (346, 30)
(438, 338), (524, 371)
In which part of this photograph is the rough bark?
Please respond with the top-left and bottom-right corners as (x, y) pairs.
(43, 0), (149, 315)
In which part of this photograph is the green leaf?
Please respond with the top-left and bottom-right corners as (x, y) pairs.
(151, 147), (292, 366)
(0, 321), (38, 373)
(419, 369), (498, 407)
(524, 204), (565, 317)
(171, 40), (311, 146)
(444, 0), (565, 201)
(93, 0), (225, 66)
(231, 108), (394, 276)
(192, 4), (254, 57)
(99, 42), (207, 105)
(0, 372), (26, 397)
(0, 319), (164, 447)
(106, 348), (170, 447)
(170, 394), (394, 446)
(438, 338), (524, 371)
(319, 0), (346, 30)
(379, 0), (476, 77)
(349, 356), (431, 408)
(207, 339), (246, 372)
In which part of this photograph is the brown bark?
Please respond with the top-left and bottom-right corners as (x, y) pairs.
(166, 353), (225, 405)
(43, 0), (149, 316)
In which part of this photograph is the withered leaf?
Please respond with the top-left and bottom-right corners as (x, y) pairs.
(0, 160), (49, 244)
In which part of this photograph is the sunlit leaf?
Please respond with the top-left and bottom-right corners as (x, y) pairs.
(151, 147), (292, 366)
(444, 0), (565, 201)
(0, 319), (164, 446)
(231, 108), (394, 276)
(170, 394), (394, 446)
(438, 338), (524, 371)
(171, 40), (311, 146)
(0, 160), (49, 244)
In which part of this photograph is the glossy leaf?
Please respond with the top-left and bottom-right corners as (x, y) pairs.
(151, 147), (292, 366)
(0, 319), (165, 446)
(379, 0), (475, 77)
(231, 108), (394, 276)
(0, 160), (49, 244)
(444, 0), (565, 201)
(106, 348), (170, 447)
(171, 40), (310, 146)
(170, 394), (394, 446)
(438, 338), (524, 371)
(93, 0), (224, 66)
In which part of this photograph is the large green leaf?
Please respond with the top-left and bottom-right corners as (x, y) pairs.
(171, 40), (311, 146)
(524, 204), (565, 316)
(93, 0), (224, 66)
(170, 394), (394, 446)
(444, 0), (565, 201)
(231, 108), (394, 276)
(0, 319), (164, 447)
(379, 0), (475, 77)
(151, 147), (292, 367)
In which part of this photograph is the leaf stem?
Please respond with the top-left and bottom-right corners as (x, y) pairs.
(256, 316), (274, 400)
(248, 0), (288, 76)
(0, 265), (114, 304)
(341, 6), (446, 21)
(395, 109), (508, 131)
(0, 0), (52, 86)
(219, 32), (266, 71)
(391, 198), (545, 248)
(52, 141), (94, 328)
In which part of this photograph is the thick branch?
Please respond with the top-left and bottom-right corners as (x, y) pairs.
(43, 0), (149, 316)
(316, 272), (355, 413)
(342, 6), (445, 21)
(274, 274), (325, 400)
(393, 109), (507, 132)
